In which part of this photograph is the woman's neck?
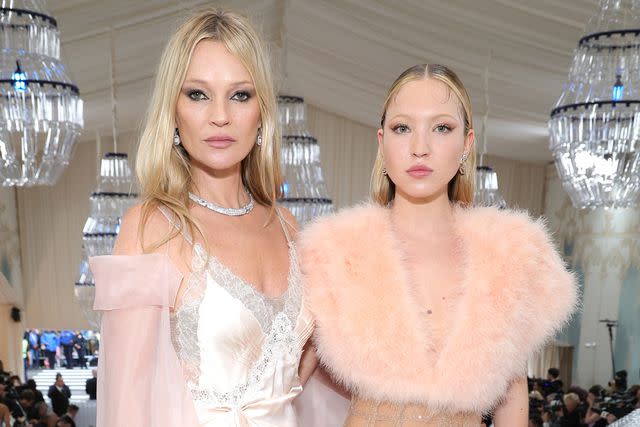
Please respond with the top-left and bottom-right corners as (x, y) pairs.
(189, 162), (248, 208)
(390, 189), (456, 240)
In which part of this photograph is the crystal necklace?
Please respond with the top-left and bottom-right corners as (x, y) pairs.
(189, 189), (254, 216)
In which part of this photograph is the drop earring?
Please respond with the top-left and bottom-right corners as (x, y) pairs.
(173, 128), (181, 146)
(459, 152), (469, 175)
(256, 128), (263, 146)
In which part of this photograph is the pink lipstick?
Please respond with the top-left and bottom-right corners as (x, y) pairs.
(204, 135), (235, 148)
(406, 165), (433, 177)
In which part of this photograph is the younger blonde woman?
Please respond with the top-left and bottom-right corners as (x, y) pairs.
(299, 64), (578, 426)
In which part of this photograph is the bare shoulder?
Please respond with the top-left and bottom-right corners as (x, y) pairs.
(113, 202), (172, 256)
(277, 206), (299, 238)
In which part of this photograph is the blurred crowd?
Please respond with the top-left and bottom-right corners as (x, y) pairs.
(526, 368), (639, 427)
(0, 361), (80, 427)
(24, 330), (99, 371)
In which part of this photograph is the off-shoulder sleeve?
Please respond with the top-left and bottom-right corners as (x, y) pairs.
(90, 254), (198, 426)
(91, 253), (182, 310)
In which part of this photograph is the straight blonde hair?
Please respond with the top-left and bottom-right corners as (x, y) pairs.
(136, 8), (282, 250)
(371, 64), (476, 207)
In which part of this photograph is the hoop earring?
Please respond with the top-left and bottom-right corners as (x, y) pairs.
(173, 128), (181, 146)
(256, 128), (262, 146)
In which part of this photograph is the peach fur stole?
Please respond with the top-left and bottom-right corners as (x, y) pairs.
(298, 203), (579, 415)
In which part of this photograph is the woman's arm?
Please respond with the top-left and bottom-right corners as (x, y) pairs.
(493, 376), (528, 426)
(0, 403), (10, 427)
(298, 339), (318, 385)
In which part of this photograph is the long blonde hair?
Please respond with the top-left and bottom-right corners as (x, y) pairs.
(136, 8), (282, 250)
(371, 64), (475, 207)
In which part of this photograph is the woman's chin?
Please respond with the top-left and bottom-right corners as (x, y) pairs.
(393, 181), (446, 203)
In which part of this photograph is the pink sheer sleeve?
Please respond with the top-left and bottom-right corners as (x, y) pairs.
(90, 253), (198, 426)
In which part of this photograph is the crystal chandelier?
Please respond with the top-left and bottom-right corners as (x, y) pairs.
(0, 1), (83, 186)
(75, 151), (137, 328)
(549, 0), (640, 209)
(475, 50), (506, 209)
(475, 166), (506, 209)
(75, 33), (136, 328)
(278, 96), (333, 223)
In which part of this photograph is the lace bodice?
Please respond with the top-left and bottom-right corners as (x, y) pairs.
(162, 207), (313, 426)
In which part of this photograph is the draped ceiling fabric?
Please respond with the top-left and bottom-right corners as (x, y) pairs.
(50, 0), (591, 163)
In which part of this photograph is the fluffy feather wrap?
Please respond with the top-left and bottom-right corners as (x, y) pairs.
(298, 204), (578, 414)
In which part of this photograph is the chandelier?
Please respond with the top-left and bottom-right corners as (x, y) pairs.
(278, 96), (333, 223)
(549, 0), (640, 209)
(75, 151), (137, 328)
(0, 1), (83, 186)
(475, 166), (506, 209)
(475, 50), (506, 209)
(75, 33), (136, 328)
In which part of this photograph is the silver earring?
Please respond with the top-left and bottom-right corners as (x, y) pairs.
(459, 152), (468, 175)
(382, 166), (388, 176)
(256, 128), (262, 146)
(173, 128), (181, 146)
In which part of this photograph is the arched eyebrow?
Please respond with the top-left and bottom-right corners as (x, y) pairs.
(386, 113), (460, 124)
(183, 78), (253, 87)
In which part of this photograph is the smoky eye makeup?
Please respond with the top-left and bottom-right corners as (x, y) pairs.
(183, 88), (208, 101)
(230, 89), (254, 102)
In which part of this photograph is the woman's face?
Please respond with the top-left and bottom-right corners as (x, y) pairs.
(378, 78), (473, 202)
(176, 39), (261, 176)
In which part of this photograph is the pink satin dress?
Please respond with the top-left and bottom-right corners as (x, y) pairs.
(91, 208), (314, 426)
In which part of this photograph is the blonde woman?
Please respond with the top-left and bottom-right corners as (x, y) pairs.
(90, 9), (316, 426)
(299, 64), (578, 426)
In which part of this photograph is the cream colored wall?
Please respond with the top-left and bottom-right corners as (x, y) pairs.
(306, 104), (378, 208)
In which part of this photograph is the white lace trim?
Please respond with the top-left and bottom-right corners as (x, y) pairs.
(170, 240), (304, 407)
(187, 312), (300, 406)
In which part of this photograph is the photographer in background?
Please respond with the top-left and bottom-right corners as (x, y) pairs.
(607, 370), (627, 396)
(560, 392), (582, 427)
(584, 385), (605, 426)
(547, 368), (564, 395)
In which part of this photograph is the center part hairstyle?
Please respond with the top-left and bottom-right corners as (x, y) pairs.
(371, 64), (476, 207)
(135, 8), (282, 249)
